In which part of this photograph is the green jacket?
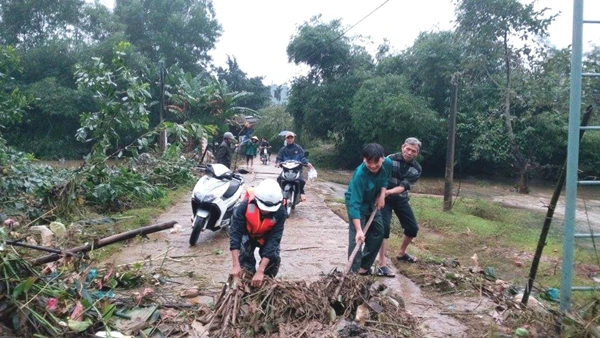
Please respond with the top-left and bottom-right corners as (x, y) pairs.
(344, 157), (392, 220)
(245, 141), (258, 156)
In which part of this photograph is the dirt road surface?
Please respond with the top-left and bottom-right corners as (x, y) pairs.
(105, 161), (497, 337)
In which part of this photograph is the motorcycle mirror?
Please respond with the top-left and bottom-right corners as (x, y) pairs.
(304, 151), (309, 158)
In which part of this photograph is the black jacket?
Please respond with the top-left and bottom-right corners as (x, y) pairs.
(215, 140), (233, 168)
(229, 200), (286, 261)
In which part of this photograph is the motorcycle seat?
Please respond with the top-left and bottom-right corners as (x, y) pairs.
(223, 178), (242, 198)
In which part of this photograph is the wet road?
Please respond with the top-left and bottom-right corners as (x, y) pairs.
(105, 160), (473, 337)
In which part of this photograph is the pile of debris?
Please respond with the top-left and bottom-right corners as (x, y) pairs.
(199, 271), (417, 337)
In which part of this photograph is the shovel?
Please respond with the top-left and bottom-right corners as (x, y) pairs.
(344, 208), (378, 274)
(331, 209), (378, 309)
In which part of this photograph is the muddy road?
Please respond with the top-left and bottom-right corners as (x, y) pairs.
(105, 162), (495, 337)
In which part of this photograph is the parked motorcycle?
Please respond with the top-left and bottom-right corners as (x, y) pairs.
(189, 163), (245, 246)
(277, 152), (309, 216)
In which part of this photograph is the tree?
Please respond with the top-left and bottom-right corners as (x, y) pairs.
(74, 41), (152, 162)
(286, 16), (373, 150)
(114, 0), (222, 73)
(287, 15), (356, 81)
(456, 0), (557, 193)
(0, 0), (84, 47)
(0, 46), (30, 138)
(252, 105), (294, 147)
(216, 56), (270, 110)
(351, 74), (440, 154)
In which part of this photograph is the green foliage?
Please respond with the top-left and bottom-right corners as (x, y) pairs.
(167, 67), (256, 126)
(0, 0), (84, 47)
(216, 56), (271, 110)
(252, 105), (294, 146)
(75, 42), (152, 163)
(351, 75), (441, 154)
(0, 46), (30, 132)
(85, 166), (165, 211)
(287, 15), (353, 81)
(114, 0), (222, 73)
(0, 143), (70, 219)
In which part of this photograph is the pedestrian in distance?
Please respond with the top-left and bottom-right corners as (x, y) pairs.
(345, 143), (392, 275)
(229, 179), (287, 287)
(244, 136), (260, 170)
(215, 132), (237, 169)
(376, 137), (422, 277)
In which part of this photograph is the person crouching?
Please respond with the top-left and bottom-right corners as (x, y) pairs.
(229, 179), (287, 287)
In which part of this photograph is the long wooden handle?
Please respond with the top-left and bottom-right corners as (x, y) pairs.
(345, 209), (378, 274)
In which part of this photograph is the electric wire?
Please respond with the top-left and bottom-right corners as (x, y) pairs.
(302, 0), (390, 64)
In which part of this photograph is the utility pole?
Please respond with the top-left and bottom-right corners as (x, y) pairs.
(159, 60), (166, 152)
(443, 75), (458, 211)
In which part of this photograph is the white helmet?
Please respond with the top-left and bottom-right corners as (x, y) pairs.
(254, 179), (283, 212)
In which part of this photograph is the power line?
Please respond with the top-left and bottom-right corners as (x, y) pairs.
(302, 0), (390, 66)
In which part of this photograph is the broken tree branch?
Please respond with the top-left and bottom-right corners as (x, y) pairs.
(31, 221), (177, 266)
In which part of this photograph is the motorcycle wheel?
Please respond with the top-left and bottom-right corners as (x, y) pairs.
(286, 191), (294, 216)
(189, 216), (206, 246)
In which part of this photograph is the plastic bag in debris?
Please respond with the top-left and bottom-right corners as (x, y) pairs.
(308, 167), (318, 181)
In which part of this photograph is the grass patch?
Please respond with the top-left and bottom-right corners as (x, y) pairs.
(89, 186), (191, 261)
(320, 182), (600, 308)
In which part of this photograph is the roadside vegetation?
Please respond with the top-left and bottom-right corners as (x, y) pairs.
(1, 0), (600, 336)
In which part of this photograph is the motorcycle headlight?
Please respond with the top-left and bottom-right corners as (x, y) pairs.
(194, 182), (229, 203)
(283, 171), (298, 180)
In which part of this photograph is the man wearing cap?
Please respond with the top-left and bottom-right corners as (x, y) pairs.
(275, 132), (312, 201)
(229, 179), (287, 287)
(216, 132), (237, 169)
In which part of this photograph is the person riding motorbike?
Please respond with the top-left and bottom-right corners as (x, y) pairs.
(275, 132), (312, 202)
(229, 179), (287, 287)
(259, 138), (272, 164)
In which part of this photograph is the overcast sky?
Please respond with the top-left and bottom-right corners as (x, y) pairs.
(99, 0), (600, 85)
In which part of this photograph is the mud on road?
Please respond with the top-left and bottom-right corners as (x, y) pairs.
(105, 162), (497, 338)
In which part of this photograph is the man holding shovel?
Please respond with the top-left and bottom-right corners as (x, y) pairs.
(345, 143), (392, 275)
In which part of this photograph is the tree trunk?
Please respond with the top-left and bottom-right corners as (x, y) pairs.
(443, 76), (458, 211)
(503, 31), (529, 194)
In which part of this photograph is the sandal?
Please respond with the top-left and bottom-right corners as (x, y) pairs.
(375, 266), (396, 278)
(396, 253), (418, 263)
(358, 267), (373, 276)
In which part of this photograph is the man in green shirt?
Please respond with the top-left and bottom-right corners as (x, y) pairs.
(344, 143), (392, 274)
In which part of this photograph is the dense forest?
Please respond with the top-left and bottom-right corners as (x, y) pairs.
(2, 0), (600, 220)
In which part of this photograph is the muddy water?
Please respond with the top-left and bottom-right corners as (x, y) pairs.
(104, 162), (473, 337)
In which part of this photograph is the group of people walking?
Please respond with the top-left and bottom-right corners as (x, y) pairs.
(214, 130), (422, 286)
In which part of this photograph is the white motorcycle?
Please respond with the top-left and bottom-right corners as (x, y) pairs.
(189, 163), (245, 246)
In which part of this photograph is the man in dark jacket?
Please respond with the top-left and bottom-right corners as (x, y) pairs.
(275, 131), (312, 201)
(376, 137), (422, 277)
(215, 132), (237, 169)
(229, 179), (287, 287)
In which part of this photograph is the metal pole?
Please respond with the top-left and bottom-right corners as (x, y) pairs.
(560, 0), (584, 312)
